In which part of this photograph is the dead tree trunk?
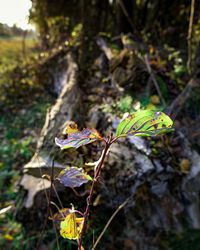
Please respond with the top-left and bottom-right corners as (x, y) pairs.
(20, 52), (81, 207)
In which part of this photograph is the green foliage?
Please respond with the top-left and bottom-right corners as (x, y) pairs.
(0, 37), (36, 65)
(0, 36), (42, 113)
(0, 23), (12, 37)
(0, 23), (33, 38)
(0, 218), (22, 248)
(140, 96), (150, 107)
(46, 16), (70, 46)
(117, 95), (135, 113)
(0, 34), (52, 246)
(0, 170), (17, 191)
(155, 76), (169, 101)
(0, 100), (51, 171)
(0, 136), (33, 167)
(116, 110), (173, 137)
(70, 23), (83, 47)
(0, 218), (67, 250)
(167, 48), (187, 79)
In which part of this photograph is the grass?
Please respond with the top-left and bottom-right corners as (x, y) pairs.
(0, 36), (37, 64)
(0, 34), (55, 249)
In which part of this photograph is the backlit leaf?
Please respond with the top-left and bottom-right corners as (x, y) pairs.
(51, 207), (84, 240)
(55, 124), (102, 149)
(60, 211), (84, 240)
(116, 110), (173, 137)
(57, 166), (92, 188)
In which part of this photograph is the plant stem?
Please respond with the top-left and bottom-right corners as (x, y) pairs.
(187, 0), (195, 73)
(78, 140), (111, 250)
(92, 197), (130, 249)
(144, 54), (166, 107)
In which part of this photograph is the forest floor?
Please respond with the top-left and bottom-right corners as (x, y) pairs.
(0, 35), (54, 249)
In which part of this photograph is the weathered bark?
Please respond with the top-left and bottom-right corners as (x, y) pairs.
(20, 52), (82, 208)
(23, 52), (81, 177)
(79, 0), (110, 68)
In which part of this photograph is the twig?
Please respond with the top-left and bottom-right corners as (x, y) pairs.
(187, 0), (195, 73)
(78, 140), (111, 250)
(96, 36), (113, 60)
(92, 197), (130, 250)
(36, 156), (55, 249)
(166, 78), (198, 118)
(52, 183), (64, 209)
(50, 201), (62, 215)
(144, 55), (166, 107)
(52, 211), (61, 250)
(117, 0), (135, 32)
(39, 156), (61, 250)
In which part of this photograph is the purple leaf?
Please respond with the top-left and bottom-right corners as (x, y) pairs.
(55, 128), (102, 149)
(57, 167), (92, 188)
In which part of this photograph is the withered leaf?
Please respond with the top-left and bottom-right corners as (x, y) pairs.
(57, 166), (92, 188)
(55, 125), (102, 149)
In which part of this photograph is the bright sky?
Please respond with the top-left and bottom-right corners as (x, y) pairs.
(0, 0), (33, 30)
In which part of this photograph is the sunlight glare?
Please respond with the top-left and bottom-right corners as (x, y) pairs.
(0, 0), (33, 30)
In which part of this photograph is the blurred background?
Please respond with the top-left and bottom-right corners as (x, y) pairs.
(1, 0), (200, 249)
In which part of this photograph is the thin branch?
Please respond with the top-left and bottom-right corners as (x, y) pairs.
(38, 156), (61, 250)
(167, 78), (198, 119)
(36, 156), (55, 249)
(187, 0), (195, 73)
(52, 183), (64, 209)
(144, 55), (166, 107)
(92, 197), (130, 249)
(78, 140), (111, 250)
(96, 36), (113, 60)
(50, 201), (62, 215)
(52, 213), (61, 250)
(117, 0), (135, 32)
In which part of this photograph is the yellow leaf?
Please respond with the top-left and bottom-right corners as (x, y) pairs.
(179, 159), (191, 174)
(60, 212), (84, 240)
(4, 234), (13, 241)
(150, 95), (160, 105)
(89, 129), (102, 139)
(62, 121), (78, 135)
(149, 45), (155, 55)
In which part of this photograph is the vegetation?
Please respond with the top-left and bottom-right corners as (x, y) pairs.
(0, 23), (53, 249)
(1, 0), (200, 249)
(54, 111), (173, 249)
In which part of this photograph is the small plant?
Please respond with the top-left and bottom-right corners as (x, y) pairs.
(54, 110), (173, 249)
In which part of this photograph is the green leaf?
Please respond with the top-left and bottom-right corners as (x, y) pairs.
(57, 166), (92, 188)
(116, 110), (173, 137)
